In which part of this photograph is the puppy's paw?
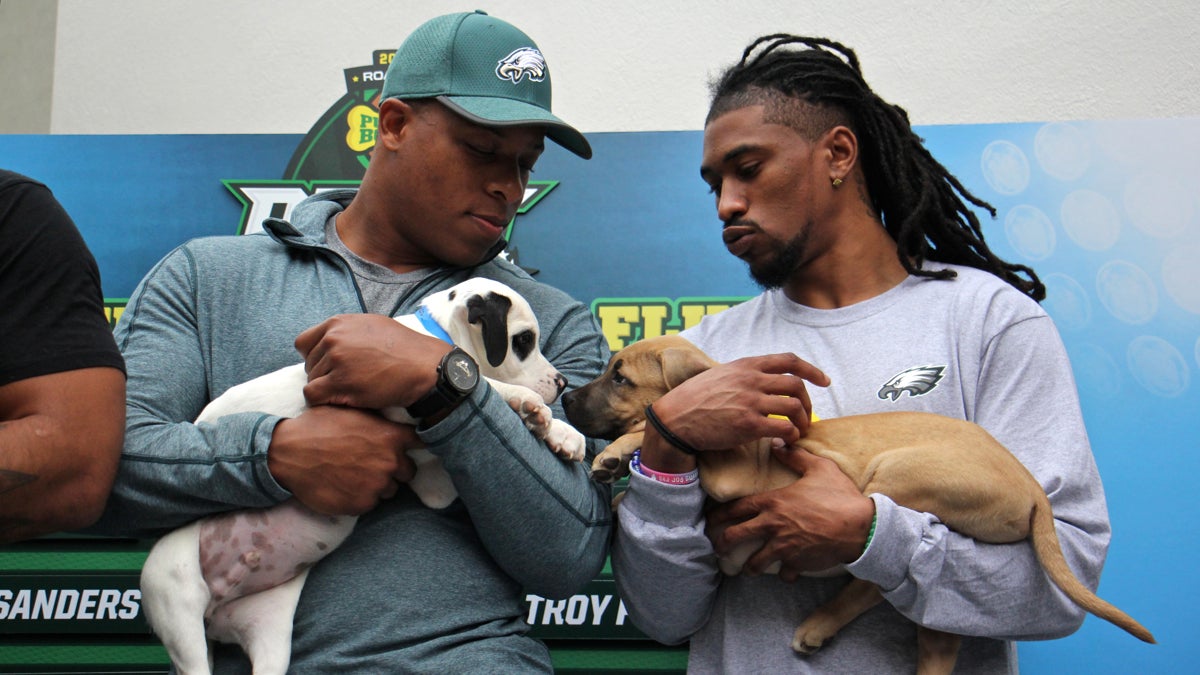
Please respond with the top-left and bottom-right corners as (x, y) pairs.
(543, 420), (586, 462)
(792, 621), (835, 655)
(408, 452), (459, 509)
(507, 392), (555, 438)
(589, 452), (626, 483)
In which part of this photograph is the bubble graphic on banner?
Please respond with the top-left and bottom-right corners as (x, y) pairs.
(1043, 273), (1092, 331)
(1162, 242), (1200, 315)
(1034, 122), (1091, 181)
(1127, 335), (1190, 397)
(1069, 343), (1121, 400)
(980, 140), (1030, 195)
(1004, 204), (1056, 261)
(1096, 260), (1158, 325)
(1124, 173), (1194, 239)
(1061, 189), (1121, 251)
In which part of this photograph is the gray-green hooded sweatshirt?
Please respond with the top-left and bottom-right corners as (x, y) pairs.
(89, 190), (613, 672)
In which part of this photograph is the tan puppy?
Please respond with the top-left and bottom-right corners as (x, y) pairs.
(561, 335), (1154, 675)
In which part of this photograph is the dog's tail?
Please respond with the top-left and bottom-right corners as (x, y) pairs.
(1029, 498), (1155, 643)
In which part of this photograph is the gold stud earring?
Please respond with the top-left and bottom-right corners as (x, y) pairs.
(832, 177), (844, 188)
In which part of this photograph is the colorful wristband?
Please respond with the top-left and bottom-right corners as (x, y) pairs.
(631, 449), (698, 485)
(644, 404), (701, 456)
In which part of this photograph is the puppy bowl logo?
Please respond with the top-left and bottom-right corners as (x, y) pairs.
(496, 48), (547, 83)
(878, 365), (946, 401)
(222, 49), (558, 269)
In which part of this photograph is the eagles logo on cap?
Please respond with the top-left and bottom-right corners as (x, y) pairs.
(496, 48), (547, 84)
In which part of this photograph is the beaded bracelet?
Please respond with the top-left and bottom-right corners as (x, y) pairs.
(644, 404), (701, 456)
(631, 449), (699, 485)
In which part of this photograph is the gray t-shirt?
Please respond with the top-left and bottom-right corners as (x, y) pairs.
(325, 215), (430, 315)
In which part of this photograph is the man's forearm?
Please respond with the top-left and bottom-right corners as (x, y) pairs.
(0, 413), (121, 541)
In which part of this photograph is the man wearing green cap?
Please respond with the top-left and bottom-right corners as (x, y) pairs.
(88, 11), (611, 672)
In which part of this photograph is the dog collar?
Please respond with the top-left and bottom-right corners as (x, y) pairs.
(415, 305), (454, 345)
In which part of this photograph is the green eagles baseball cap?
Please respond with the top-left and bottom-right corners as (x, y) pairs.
(382, 10), (592, 159)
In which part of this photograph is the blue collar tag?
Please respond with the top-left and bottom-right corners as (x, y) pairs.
(415, 305), (454, 345)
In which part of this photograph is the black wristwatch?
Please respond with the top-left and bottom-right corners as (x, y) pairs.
(406, 347), (480, 419)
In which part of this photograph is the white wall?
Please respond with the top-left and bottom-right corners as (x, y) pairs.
(0, 0), (57, 133)
(41, 0), (1200, 135)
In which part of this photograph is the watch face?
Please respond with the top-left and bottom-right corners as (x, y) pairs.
(444, 351), (480, 393)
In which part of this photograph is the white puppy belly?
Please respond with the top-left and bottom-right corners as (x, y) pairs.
(198, 500), (355, 610)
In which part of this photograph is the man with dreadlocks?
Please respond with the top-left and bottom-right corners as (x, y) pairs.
(610, 34), (1111, 672)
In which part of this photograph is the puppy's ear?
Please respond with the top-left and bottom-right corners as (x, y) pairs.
(660, 347), (714, 390)
(467, 292), (513, 368)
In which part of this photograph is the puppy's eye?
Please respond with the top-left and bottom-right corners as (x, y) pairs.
(511, 330), (536, 360)
(612, 367), (628, 385)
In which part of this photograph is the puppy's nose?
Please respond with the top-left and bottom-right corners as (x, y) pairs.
(554, 373), (568, 397)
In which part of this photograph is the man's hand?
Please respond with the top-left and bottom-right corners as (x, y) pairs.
(267, 406), (419, 515)
(654, 352), (829, 447)
(705, 444), (875, 582)
(639, 353), (829, 473)
(294, 314), (452, 411)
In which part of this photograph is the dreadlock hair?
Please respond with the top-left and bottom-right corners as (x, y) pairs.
(708, 34), (1045, 302)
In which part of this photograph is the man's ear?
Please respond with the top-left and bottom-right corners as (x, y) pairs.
(822, 125), (858, 182)
(375, 98), (413, 152)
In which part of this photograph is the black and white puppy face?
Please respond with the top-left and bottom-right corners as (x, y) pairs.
(422, 278), (566, 404)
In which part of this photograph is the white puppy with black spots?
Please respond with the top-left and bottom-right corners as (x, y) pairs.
(140, 278), (585, 675)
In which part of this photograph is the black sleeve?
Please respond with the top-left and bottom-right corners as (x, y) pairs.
(0, 171), (125, 385)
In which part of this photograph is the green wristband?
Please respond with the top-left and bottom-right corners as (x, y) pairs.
(863, 512), (878, 553)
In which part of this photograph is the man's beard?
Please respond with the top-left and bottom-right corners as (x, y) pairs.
(747, 232), (806, 290)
